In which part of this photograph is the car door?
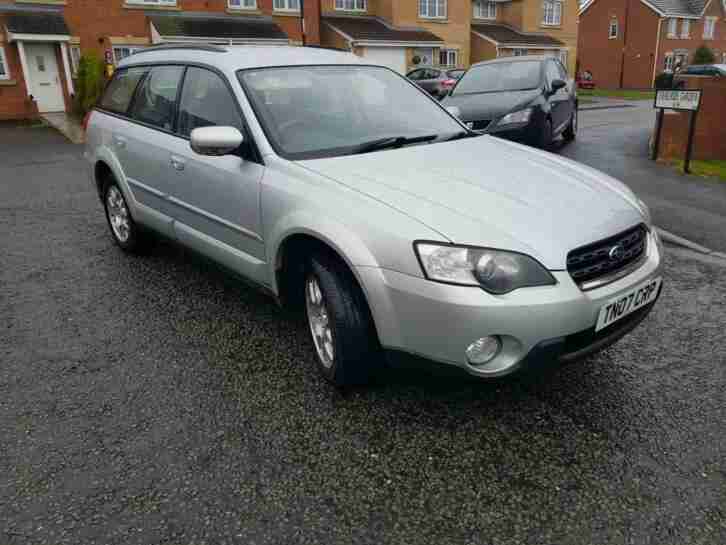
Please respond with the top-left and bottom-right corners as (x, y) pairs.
(164, 66), (266, 283)
(420, 69), (442, 96)
(120, 65), (185, 236)
(545, 60), (569, 133)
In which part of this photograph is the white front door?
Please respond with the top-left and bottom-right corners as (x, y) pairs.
(25, 43), (65, 112)
(361, 47), (407, 74)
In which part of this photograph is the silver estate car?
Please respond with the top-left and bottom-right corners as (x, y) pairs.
(85, 45), (663, 386)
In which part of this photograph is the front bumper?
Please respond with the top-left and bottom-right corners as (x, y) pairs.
(357, 230), (663, 378)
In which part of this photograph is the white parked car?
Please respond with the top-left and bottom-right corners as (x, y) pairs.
(85, 45), (663, 386)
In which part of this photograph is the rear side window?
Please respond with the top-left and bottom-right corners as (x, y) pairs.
(99, 67), (147, 114)
(128, 65), (184, 131)
(177, 67), (243, 137)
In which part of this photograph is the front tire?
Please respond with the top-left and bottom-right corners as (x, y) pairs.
(102, 178), (149, 254)
(538, 118), (553, 150)
(563, 109), (577, 142)
(304, 253), (381, 387)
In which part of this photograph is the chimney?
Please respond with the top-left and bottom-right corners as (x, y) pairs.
(301, 0), (321, 46)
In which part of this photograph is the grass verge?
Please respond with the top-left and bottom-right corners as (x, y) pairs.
(671, 159), (726, 181)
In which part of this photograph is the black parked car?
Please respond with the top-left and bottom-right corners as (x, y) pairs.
(406, 66), (466, 99)
(441, 56), (577, 149)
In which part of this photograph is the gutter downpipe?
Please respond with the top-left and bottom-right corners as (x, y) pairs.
(652, 17), (663, 86)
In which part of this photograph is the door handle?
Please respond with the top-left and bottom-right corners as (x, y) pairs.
(112, 136), (127, 149)
(170, 155), (186, 171)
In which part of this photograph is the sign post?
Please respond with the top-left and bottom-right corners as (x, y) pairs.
(652, 89), (702, 173)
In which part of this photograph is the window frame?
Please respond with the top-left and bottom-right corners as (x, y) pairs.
(335, 0), (367, 12)
(680, 19), (690, 39)
(273, 0), (300, 12)
(176, 65), (245, 138)
(513, 48), (528, 56)
(703, 17), (716, 39)
(664, 54), (675, 71)
(228, 0), (257, 9)
(419, 0), (448, 20)
(608, 19), (618, 39)
(542, 0), (562, 26)
(439, 48), (458, 68)
(70, 45), (81, 78)
(473, 0), (497, 20)
(0, 45), (10, 81)
(113, 46), (146, 66)
(667, 18), (677, 37)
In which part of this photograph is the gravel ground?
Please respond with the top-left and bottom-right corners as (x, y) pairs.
(1, 127), (725, 545)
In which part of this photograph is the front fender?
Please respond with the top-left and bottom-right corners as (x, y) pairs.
(267, 209), (381, 296)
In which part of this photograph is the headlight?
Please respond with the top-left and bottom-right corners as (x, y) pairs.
(497, 108), (533, 126)
(415, 243), (556, 294)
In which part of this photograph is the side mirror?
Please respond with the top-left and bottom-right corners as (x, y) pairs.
(550, 79), (567, 93)
(190, 126), (244, 156)
(445, 106), (462, 119)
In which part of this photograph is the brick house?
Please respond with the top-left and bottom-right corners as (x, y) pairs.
(319, 1), (577, 75)
(578, 0), (726, 89)
(469, 0), (578, 74)
(0, 0), (321, 120)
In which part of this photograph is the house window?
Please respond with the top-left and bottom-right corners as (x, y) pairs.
(513, 48), (528, 56)
(608, 18), (618, 39)
(680, 19), (690, 38)
(229, 0), (257, 9)
(70, 45), (81, 77)
(473, 0), (497, 19)
(125, 0), (177, 5)
(667, 18), (677, 37)
(703, 17), (716, 39)
(419, 0), (447, 19)
(113, 46), (145, 65)
(273, 0), (300, 11)
(542, 0), (562, 26)
(439, 48), (457, 67)
(0, 46), (10, 80)
(664, 54), (674, 71)
(335, 0), (366, 11)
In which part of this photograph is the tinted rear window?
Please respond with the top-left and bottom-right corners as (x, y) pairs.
(128, 65), (184, 131)
(99, 67), (147, 114)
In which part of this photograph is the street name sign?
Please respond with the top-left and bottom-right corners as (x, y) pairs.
(654, 89), (702, 112)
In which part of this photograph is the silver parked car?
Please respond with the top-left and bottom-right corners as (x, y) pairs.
(86, 45), (663, 386)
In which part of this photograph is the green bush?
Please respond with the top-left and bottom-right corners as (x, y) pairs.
(692, 45), (716, 65)
(654, 72), (674, 89)
(74, 54), (106, 116)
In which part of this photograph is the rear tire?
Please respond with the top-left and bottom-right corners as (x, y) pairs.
(102, 177), (150, 254)
(563, 110), (577, 142)
(304, 252), (381, 387)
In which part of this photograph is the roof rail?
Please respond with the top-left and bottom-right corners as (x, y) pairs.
(131, 44), (228, 56)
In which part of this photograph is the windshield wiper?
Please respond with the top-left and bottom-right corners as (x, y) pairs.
(351, 134), (438, 155)
(445, 130), (480, 142)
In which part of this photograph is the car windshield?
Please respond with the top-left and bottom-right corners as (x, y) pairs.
(452, 61), (542, 95)
(237, 65), (465, 160)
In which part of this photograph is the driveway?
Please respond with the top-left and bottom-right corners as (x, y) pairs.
(1, 126), (725, 545)
(562, 102), (726, 253)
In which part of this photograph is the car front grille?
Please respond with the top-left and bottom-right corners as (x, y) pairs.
(567, 224), (648, 290)
(468, 119), (490, 131)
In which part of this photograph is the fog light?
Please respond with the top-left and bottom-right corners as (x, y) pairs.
(466, 336), (502, 366)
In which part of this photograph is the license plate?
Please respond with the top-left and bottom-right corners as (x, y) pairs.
(595, 277), (661, 332)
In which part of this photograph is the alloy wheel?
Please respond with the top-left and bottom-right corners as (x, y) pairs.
(106, 186), (131, 243)
(305, 274), (335, 369)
